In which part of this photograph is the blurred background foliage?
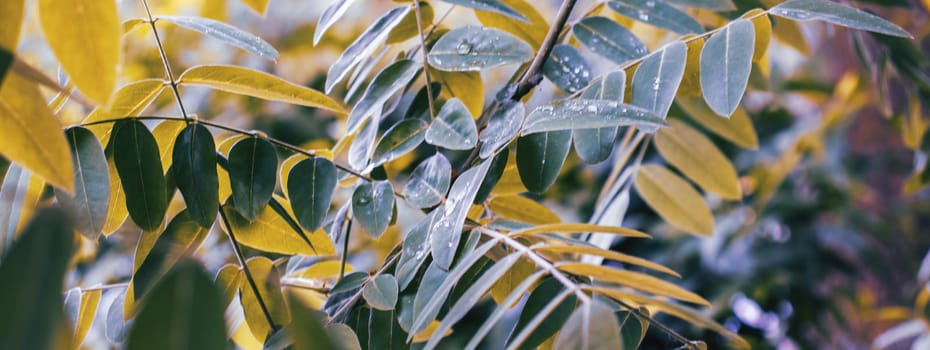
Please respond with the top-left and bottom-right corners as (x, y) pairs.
(3, 0), (930, 349)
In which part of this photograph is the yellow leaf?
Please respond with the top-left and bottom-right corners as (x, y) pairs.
(15, 173), (47, 235)
(432, 69), (484, 118)
(101, 155), (128, 235)
(677, 36), (704, 98)
(218, 134), (249, 202)
(509, 223), (651, 238)
(492, 156), (528, 195)
(475, 0), (549, 50)
(533, 245), (680, 277)
(489, 195), (560, 225)
(557, 263), (709, 306)
(0, 0), (24, 50)
(38, 0), (120, 105)
(73, 289), (101, 349)
(240, 257), (290, 341)
(490, 257), (536, 305)
(178, 65), (346, 114)
(388, 2), (433, 44)
(412, 320), (452, 344)
(298, 260), (353, 279)
(222, 199), (337, 256)
(772, 16), (809, 55)
(0, 73), (74, 192)
(742, 10), (771, 62)
(634, 164), (714, 236)
(241, 0), (269, 15)
(677, 96), (758, 150)
(231, 319), (263, 350)
(152, 120), (187, 172)
(655, 120), (741, 199)
(84, 79), (166, 146)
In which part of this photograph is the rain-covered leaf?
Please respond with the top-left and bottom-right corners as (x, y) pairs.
(507, 277), (577, 350)
(373, 118), (429, 166)
(573, 16), (647, 64)
(222, 200), (335, 256)
(38, 0), (119, 104)
(348, 60), (420, 133)
(523, 99), (666, 135)
(348, 117), (379, 172)
(425, 98), (478, 150)
(0, 73), (73, 192)
(172, 124), (219, 228)
(607, 0), (703, 34)
(326, 6), (410, 93)
(397, 211), (439, 289)
(574, 71), (625, 163)
(428, 26), (533, 72)
(133, 210), (211, 300)
(160, 16), (278, 59)
(287, 157), (337, 232)
(127, 261), (227, 350)
(57, 127), (109, 238)
(353, 180), (395, 238)
(655, 119), (741, 199)
(441, 0), (527, 21)
(634, 164), (713, 235)
(631, 41), (687, 120)
(112, 120), (167, 231)
(479, 101), (525, 158)
(314, 0), (355, 45)
(0, 208), (73, 350)
(429, 159), (493, 269)
(179, 65), (345, 114)
(770, 0), (911, 38)
(553, 301), (623, 350)
(543, 44), (592, 93)
(517, 131), (571, 193)
(403, 153), (451, 208)
(700, 19), (755, 117)
(363, 274), (400, 311)
(228, 137), (277, 220)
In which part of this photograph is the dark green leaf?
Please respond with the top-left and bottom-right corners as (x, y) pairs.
(517, 131), (571, 193)
(441, 0), (527, 22)
(112, 119), (167, 231)
(402, 153), (451, 209)
(57, 126), (109, 238)
(607, 0), (703, 34)
(479, 101), (525, 158)
(326, 5), (410, 93)
(126, 261), (227, 350)
(352, 180), (395, 238)
(574, 71), (625, 163)
(172, 123), (219, 228)
(0, 47), (11, 86)
(523, 99), (666, 135)
(507, 277), (577, 350)
(363, 274), (399, 311)
(287, 294), (338, 350)
(429, 159), (493, 269)
(133, 210), (211, 300)
(771, 0), (911, 38)
(426, 98), (479, 150)
(631, 40), (687, 121)
(288, 157), (338, 232)
(331, 271), (370, 294)
(543, 44), (592, 93)
(573, 17), (647, 64)
(314, 0), (356, 45)
(369, 309), (407, 349)
(348, 59), (420, 133)
(0, 208), (73, 350)
(473, 150), (508, 204)
(373, 118), (429, 166)
(617, 310), (648, 350)
(428, 25), (534, 72)
(228, 136), (277, 220)
(700, 19), (755, 117)
(160, 16), (278, 59)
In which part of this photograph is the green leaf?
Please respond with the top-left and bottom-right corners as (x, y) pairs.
(57, 127), (109, 238)
(314, 0), (356, 45)
(700, 19), (755, 117)
(573, 17), (647, 64)
(228, 136), (277, 220)
(479, 101), (525, 158)
(179, 65), (346, 114)
(507, 277), (577, 350)
(543, 44), (592, 93)
(38, 0), (119, 104)
(402, 153), (451, 209)
(288, 157), (337, 232)
(221, 200), (335, 256)
(113, 120), (168, 231)
(428, 26), (534, 72)
(0, 208), (73, 350)
(127, 261), (227, 350)
(132, 210), (211, 300)
(363, 274), (400, 311)
(473, 151), (509, 204)
(368, 309), (407, 349)
(0, 48), (12, 86)
(554, 301), (623, 350)
(429, 159), (493, 269)
(373, 118), (429, 166)
(397, 210), (440, 289)
(655, 119), (741, 199)
(634, 164), (713, 235)
(522, 99), (666, 135)
(348, 59), (420, 133)
(160, 16), (278, 60)
(517, 131), (571, 193)
(426, 98), (479, 150)
(631, 41), (687, 120)
(466, 271), (546, 349)
(770, 0), (911, 38)
(607, 0), (703, 34)
(352, 180), (395, 238)
(331, 271), (370, 294)
(286, 294), (338, 350)
(441, 0), (527, 21)
(326, 5), (411, 93)
(617, 311), (648, 350)
(574, 71), (625, 164)
(172, 124), (219, 228)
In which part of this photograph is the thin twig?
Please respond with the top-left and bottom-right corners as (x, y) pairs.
(412, 0), (437, 120)
(219, 207), (279, 332)
(140, 0), (190, 124)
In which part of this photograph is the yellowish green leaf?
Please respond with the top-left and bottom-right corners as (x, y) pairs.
(743, 10), (771, 62)
(509, 223), (651, 238)
(488, 195), (560, 225)
(678, 36), (704, 98)
(84, 79), (167, 144)
(101, 155), (128, 235)
(431, 69), (484, 119)
(222, 200), (336, 256)
(74, 289), (101, 348)
(240, 257), (290, 341)
(634, 164), (714, 235)
(490, 257), (536, 305)
(655, 119), (741, 199)
(534, 245), (680, 277)
(557, 262), (709, 305)
(475, 0), (548, 50)
(677, 96), (758, 149)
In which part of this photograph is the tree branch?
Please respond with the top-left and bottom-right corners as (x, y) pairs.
(140, 0), (190, 124)
(510, 0), (579, 101)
